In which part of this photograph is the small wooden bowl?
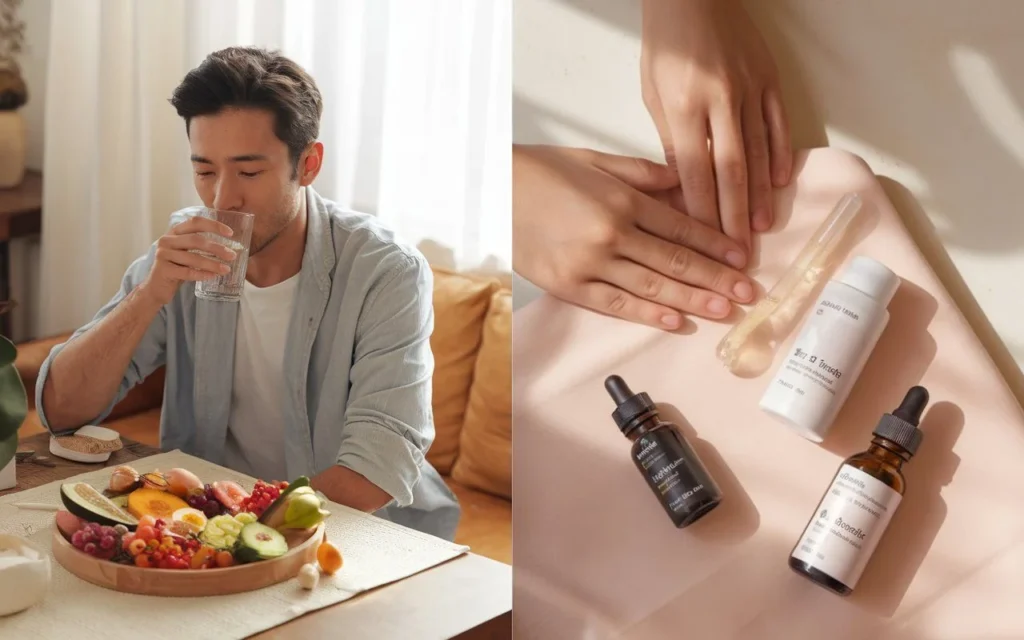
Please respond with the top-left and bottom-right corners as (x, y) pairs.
(52, 523), (325, 597)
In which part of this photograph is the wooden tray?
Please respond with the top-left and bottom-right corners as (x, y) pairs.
(51, 522), (325, 597)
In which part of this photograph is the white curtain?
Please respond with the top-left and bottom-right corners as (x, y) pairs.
(36, 0), (511, 338)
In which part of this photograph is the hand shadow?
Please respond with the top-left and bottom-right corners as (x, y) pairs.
(822, 279), (939, 457)
(656, 403), (760, 543)
(851, 401), (964, 617)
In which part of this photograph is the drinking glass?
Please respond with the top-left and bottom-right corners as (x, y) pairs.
(191, 208), (255, 302)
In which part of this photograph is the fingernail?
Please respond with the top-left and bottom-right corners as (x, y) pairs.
(220, 265), (231, 274)
(732, 280), (754, 301)
(753, 209), (772, 232)
(661, 314), (681, 329)
(707, 297), (731, 316)
(725, 250), (746, 269)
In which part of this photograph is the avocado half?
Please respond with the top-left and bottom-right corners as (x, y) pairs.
(60, 482), (139, 529)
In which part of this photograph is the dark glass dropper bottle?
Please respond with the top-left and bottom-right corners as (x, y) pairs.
(605, 375), (723, 528)
(789, 386), (929, 595)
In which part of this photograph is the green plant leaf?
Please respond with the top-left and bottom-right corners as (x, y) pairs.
(0, 334), (16, 367)
(0, 430), (15, 471)
(0, 336), (27, 453)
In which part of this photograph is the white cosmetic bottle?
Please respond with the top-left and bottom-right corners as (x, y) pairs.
(759, 256), (900, 442)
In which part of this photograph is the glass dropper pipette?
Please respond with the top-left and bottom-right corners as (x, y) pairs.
(716, 192), (864, 373)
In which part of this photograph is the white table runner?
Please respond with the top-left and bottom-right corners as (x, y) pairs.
(0, 451), (469, 639)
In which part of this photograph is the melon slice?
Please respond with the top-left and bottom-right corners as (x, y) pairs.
(127, 488), (190, 520)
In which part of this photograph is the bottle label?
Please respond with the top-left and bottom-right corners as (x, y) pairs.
(634, 428), (719, 516)
(760, 282), (888, 436)
(790, 464), (902, 588)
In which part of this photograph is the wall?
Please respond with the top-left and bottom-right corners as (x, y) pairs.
(513, 0), (1024, 403)
(6, 0), (48, 342)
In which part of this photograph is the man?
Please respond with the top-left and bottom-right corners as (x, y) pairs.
(35, 47), (460, 541)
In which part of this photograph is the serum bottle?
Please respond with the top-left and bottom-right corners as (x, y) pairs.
(789, 386), (929, 595)
(760, 256), (901, 442)
(604, 375), (722, 528)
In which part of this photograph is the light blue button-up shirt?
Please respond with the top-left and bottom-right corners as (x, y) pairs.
(35, 187), (461, 541)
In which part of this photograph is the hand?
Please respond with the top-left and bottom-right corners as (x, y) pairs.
(640, 0), (792, 251)
(140, 216), (238, 305)
(513, 144), (756, 330)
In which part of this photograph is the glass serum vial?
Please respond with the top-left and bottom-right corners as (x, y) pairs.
(789, 386), (928, 595)
(760, 256), (901, 442)
(604, 375), (722, 528)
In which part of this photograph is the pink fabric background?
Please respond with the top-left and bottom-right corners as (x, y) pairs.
(512, 148), (1024, 639)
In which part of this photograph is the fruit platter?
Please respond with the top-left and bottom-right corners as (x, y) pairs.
(50, 465), (343, 596)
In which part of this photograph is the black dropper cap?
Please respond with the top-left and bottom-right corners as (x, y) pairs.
(872, 386), (929, 456)
(605, 375), (658, 434)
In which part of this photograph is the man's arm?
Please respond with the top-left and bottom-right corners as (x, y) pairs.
(311, 252), (435, 513)
(38, 214), (236, 432)
(41, 282), (166, 430)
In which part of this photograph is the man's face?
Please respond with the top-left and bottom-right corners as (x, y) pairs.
(188, 107), (304, 254)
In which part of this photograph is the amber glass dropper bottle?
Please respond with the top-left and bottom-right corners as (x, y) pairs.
(789, 385), (929, 595)
(604, 375), (723, 528)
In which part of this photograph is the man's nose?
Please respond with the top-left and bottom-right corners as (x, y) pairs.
(213, 176), (243, 211)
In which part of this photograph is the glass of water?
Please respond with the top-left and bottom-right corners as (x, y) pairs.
(192, 208), (255, 302)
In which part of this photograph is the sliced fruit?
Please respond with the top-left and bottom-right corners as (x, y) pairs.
(234, 522), (288, 563)
(55, 510), (86, 541)
(141, 472), (170, 491)
(259, 476), (310, 525)
(127, 488), (190, 520)
(60, 482), (139, 529)
(199, 514), (245, 548)
(109, 494), (130, 510)
(171, 507), (208, 533)
(191, 545), (217, 569)
(211, 481), (249, 513)
(164, 468), (203, 498)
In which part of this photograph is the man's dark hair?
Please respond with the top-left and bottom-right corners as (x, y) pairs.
(170, 47), (323, 175)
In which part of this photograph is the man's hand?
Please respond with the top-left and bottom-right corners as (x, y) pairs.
(513, 144), (755, 330)
(141, 216), (239, 305)
(640, 0), (792, 251)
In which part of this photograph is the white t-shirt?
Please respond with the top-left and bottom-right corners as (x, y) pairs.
(222, 273), (300, 483)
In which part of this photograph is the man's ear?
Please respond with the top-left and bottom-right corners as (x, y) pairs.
(299, 141), (325, 186)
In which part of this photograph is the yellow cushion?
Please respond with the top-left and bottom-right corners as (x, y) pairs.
(451, 288), (512, 499)
(428, 268), (497, 474)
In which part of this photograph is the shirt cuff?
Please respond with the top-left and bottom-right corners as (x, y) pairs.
(336, 420), (424, 507)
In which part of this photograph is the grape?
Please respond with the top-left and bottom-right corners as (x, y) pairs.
(100, 535), (116, 550)
(84, 542), (97, 555)
(202, 503), (220, 518)
(113, 524), (129, 535)
(71, 530), (87, 549)
(87, 522), (102, 534)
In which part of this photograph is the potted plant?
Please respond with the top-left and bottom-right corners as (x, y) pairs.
(0, 0), (26, 188)
(0, 299), (27, 490)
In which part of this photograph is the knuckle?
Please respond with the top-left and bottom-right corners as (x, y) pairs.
(746, 130), (769, 159)
(640, 273), (663, 299)
(667, 247), (692, 278)
(592, 222), (624, 253)
(718, 157), (747, 188)
(710, 266), (732, 292)
(604, 290), (629, 314)
(668, 218), (693, 246)
(681, 171), (715, 199)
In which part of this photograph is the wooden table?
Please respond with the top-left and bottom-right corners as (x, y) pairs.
(0, 169), (42, 338)
(5, 432), (512, 639)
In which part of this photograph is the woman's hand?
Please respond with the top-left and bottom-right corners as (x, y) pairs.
(641, 0), (792, 251)
(513, 144), (755, 330)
